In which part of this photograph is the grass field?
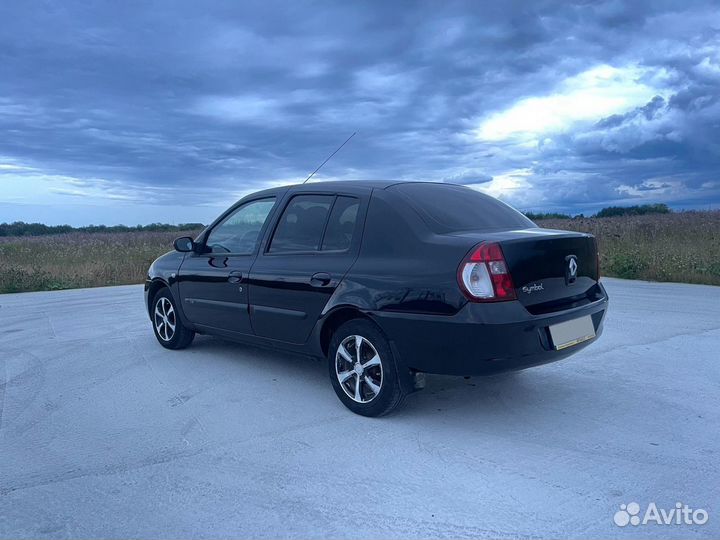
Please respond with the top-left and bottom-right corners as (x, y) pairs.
(0, 230), (201, 293)
(537, 211), (720, 285)
(1, 211), (718, 293)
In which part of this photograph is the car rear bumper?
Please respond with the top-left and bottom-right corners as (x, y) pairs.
(370, 283), (608, 376)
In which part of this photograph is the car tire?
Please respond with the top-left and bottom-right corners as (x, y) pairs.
(328, 319), (406, 417)
(151, 288), (195, 350)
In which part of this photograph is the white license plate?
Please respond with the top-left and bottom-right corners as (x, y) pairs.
(549, 315), (596, 350)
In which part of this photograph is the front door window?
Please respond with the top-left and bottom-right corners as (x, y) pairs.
(206, 198), (276, 254)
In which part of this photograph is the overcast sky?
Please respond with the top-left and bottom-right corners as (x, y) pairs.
(1, 1), (719, 225)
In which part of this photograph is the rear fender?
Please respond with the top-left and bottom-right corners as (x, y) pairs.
(312, 281), (418, 393)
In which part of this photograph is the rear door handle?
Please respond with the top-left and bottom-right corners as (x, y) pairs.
(310, 272), (331, 286)
(227, 270), (243, 283)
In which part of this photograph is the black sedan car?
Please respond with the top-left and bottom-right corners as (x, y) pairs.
(145, 181), (608, 416)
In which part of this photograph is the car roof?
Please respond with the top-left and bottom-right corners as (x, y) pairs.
(247, 180), (453, 199)
(288, 180), (407, 190)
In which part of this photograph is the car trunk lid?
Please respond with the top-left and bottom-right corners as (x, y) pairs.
(451, 228), (602, 313)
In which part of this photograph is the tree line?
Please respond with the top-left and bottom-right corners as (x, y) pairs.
(0, 221), (206, 237)
(0, 203), (677, 236)
(524, 203), (672, 221)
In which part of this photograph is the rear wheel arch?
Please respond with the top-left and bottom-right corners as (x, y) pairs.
(319, 306), (380, 357)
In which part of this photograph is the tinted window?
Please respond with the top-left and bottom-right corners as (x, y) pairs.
(390, 183), (535, 232)
(321, 196), (359, 251)
(205, 198), (275, 254)
(269, 195), (333, 252)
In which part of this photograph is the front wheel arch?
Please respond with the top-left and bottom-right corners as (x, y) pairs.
(146, 279), (170, 318)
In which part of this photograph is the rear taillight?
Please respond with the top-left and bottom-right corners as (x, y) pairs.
(457, 242), (517, 302)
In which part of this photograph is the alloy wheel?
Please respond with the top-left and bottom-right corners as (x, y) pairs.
(154, 297), (176, 342)
(335, 335), (383, 403)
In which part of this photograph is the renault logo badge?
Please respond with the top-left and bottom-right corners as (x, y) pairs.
(566, 255), (578, 284)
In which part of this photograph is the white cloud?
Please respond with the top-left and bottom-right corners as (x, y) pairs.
(0, 163), (35, 171)
(192, 95), (284, 123)
(475, 65), (664, 141)
(192, 90), (325, 124)
(474, 168), (535, 207)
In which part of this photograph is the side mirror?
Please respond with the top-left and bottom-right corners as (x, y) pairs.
(173, 236), (195, 253)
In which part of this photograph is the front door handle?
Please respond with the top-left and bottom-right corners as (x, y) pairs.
(310, 272), (331, 287)
(227, 270), (243, 283)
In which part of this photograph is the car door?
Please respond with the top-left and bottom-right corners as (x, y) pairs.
(178, 197), (277, 334)
(249, 192), (366, 344)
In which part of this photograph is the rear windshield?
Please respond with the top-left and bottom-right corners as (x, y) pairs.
(389, 183), (536, 233)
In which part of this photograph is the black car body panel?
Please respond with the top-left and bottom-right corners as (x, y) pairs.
(145, 181), (608, 378)
(247, 184), (370, 344)
(370, 286), (607, 375)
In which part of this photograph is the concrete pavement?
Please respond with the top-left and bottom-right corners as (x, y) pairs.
(0, 278), (718, 538)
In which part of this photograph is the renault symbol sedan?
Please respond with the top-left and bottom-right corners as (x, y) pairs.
(145, 181), (608, 416)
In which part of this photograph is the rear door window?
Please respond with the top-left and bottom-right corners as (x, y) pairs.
(321, 196), (359, 251)
(269, 195), (333, 253)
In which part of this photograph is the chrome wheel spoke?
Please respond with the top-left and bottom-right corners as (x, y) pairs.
(354, 373), (362, 401)
(354, 335), (363, 362)
(338, 343), (353, 364)
(362, 354), (381, 369)
(338, 370), (355, 383)
(364, 375), (380, 396)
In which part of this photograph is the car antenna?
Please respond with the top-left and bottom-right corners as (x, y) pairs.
(302, 131), (356, 184)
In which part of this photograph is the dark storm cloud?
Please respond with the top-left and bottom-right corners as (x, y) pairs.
(0, 0), (718, 217)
